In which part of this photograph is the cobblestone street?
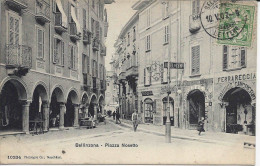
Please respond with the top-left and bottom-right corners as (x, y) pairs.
(0, 117), (255, 165)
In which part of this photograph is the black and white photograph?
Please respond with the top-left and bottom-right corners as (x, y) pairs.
(0, 0), (258, 165)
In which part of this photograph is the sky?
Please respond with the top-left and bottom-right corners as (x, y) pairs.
(105, 0), (138, 71)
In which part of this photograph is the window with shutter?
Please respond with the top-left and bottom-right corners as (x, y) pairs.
(87, 55), (90, 73)
(83, 8), (87, 29)
(241, 47), (246, 67)
(147, 9), (151, 28)
(164, 26), (169, 44)
(192, 0), (200, 15)
(223, 45), (246, 70)
(9, 15), (20, 45)
(53, 38), (57, 63)
(37, 28), (44, 59)
(223, 45), (228, 70)
(191, 45), (200, 75)
(144, 68), (146, 85)
(82, 54), (87, 74)
(153, 100), (156, 113)
(96, 21), (100, 39)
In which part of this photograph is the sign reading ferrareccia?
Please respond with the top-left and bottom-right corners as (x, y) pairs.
(217, 73), (256, 83)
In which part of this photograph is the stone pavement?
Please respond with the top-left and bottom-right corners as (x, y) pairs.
(110, 117), (255, 147)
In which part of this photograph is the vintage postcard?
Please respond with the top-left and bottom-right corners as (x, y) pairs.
(0, 0), (258, 165)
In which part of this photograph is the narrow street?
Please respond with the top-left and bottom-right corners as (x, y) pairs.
(0, 117), (255, 165)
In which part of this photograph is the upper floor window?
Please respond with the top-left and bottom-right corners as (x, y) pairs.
(145, 35), (151, 52)
(82, 54), (90, 74)
(8, 13), (20, 45)
(127, 32), (130, 46)
(37, 27), (44, 59)
(133, 26), (136, 41)
(144, 67), (151, 86)
(223, 45), (246, 70)
(164, 25), (169, 44)
(191, 45), (200, 75)
(91, 18), (95, 33)
(146, 8), (151, 28)
(53, 37), (64, 66)
(162, 1), (169, 19)
(83, 8), (87, 29)
(192, 0), (200, 16)
(69, 44), (78, 70)
(92, 60), (98, 77)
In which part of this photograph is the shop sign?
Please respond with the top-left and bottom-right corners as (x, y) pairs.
(164, 62), (184, 69)
(182, 78), (213, 86)
(141, 91), (153, 96)
(217, 73), (256, 83)
(218, 81), (256, 101)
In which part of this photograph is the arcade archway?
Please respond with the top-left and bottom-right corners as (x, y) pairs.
(65, 90), (79, 127)
(187, 90), (205, 130)
(98, 95), (105, 114)
(49, 87), (64, 128)
(89, 94), (97, 118)
(0, 80), (27, 131)
(223, 87), (254, 135)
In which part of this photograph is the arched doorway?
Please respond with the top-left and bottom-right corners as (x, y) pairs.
(89, 95), (97, 118)
(144, 98), (153, 123)
(29, 84), (48, 131)
(65, 90), (79, 127)
(162, 97), (174, 126)
(0, 80), (27, 131)
(223, 87), (254, 135)
(80, 93), (89, 119)
(98, 95), (105, 114)
(187, 90), (205, 130)
(49, 87), (64, 128)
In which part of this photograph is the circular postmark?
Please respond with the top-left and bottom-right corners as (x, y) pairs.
(200, 0), (247, 40)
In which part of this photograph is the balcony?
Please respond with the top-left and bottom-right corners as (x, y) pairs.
(35, 0), (50, 24)
(54, 12), (67, 33)
(5, 44), (32, 76)
(70, 23), (81, 41)
(83, 29), (91, 45)
(189, 14), (201, 33)
(92, 37), (99, 51)
(100, 45), (106, 56)
(6, 0), (27, 10)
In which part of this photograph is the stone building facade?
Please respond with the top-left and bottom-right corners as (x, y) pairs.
(129, 0), (256, 135)
(114, 11), (139, 120)
(0, 0), (112, 134)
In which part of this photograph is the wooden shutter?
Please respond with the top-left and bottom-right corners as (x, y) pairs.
(61, 41), (65, 65)
(87, 55), (90, 73)
(83, 8), (86, 29)
(191, 46), (200, 75)
(68, 45), (72, 68)
(149, 67), (151, 85)
(196, 0), (200, 15)
(53, 38), (57, 63)
(192, 0), (196, 15)
(153, 100), (156, 113)
(140, 100), (143, 113)
(53, 0), (56, 13)
(144, 68), (146, 85)
(223, 45), (228, 70)
(241, 47), (246, 68)
(92, 60), (95, 76)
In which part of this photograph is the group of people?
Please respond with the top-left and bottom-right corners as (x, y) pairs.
(112, 109), (121, 124)
(112, 108), (139, 132)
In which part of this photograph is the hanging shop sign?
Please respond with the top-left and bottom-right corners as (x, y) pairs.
(141, 91), (153, 96)
(164, 62), (184, 69)
(218, 81), (256, 101)
(217, 73), (256, 83)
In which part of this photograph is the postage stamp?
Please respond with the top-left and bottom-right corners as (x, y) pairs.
(200, 0), (255, 47)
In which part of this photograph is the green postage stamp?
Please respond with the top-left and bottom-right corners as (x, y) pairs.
(217, 3), (255, 47)
(200, 1), (255, 47)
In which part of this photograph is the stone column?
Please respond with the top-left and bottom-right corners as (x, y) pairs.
(59, 102), (66, 130)
(94, 104), (97, 120)
(73, 104), (79, 127)
(42, 101), (50, 132)
(21, 101), (31, 134)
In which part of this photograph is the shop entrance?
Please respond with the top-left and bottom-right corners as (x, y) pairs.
(144, 98), (153, 123)
(187, 90), (205, 130)
(49, 87), (64, 128)
(0, 81), (23, 131)
(162, 97), (174, 126)
(89, 95), (97, 118)
(223, 87), (254, 135)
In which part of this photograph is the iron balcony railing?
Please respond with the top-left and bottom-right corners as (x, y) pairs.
(5, 44), (32, 68)
(83, 29), (91, 44)
(189, 14), (201, 33)
(36, 0), (50, 20)
(6, 0), (28, 9)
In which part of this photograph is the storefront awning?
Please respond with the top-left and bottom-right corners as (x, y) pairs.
(56, 0), (68, 28)
(71, 5), (81, 34)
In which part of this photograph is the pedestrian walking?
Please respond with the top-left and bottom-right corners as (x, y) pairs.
(132, 109), (138, 132)
(112, 111), (116, 120)
(197, 117), (205, 135)
(116, 108), (121, 124)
